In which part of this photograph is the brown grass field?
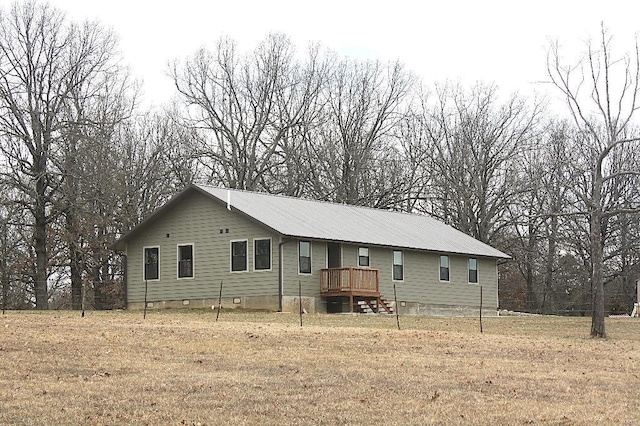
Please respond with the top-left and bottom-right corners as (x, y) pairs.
(1, 310), (639, 425)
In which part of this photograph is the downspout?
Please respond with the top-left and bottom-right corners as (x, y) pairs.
(122, 253), (128, 310)
(278, 238), (293, 312)
(496, 260), (499, 316)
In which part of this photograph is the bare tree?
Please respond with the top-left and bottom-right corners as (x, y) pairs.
(258, 43), (330, 196)
(535, 121), (575, 313)
(505, 140), (547, 313)
(113, 110), (193, 229)
(0, 202), (14, 312)
(0, 2), (73, 308)
(172, 34), (328, 193)
(396, 90), (435, 213)
(416, 83), (540, 245)
(598, 139), (640, 313)
(548, 25), (640, 336)
(0, 187), (37, 308)
(0, 1), (136, 309)
(307, 58), (415, 207)
(52, 29), (134, 309)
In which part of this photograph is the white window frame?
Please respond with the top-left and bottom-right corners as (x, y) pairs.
(230, 239), (249, 273)
(357, 246), (370, 267)
(253, 238), (272, 272)
(468, 257), (478, 284)
(176, 243), (195, 279)
(143, 246), (160, 281)
(392, 250), (404, 282)
(298, 240), (312, 275)
(439, 255), (450, 282)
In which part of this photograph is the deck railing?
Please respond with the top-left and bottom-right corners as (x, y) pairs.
(320, 267), (379, 294)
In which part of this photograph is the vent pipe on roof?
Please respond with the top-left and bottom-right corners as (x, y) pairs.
(227, 189), (231, 211)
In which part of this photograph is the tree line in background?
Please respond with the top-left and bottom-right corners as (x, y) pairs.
(0, 1), (638, 336)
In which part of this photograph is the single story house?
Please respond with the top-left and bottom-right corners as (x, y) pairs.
(112, 184), (510, 315)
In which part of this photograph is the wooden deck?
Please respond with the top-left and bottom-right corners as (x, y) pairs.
(320, 267), (379, 295)
(321, 267), (391, 313)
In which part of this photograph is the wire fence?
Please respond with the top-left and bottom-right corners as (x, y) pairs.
(498, 286), (639, 316)
(1, 277), (638, 317)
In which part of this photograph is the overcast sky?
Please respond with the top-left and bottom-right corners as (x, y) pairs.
(2, 0), (639, 108)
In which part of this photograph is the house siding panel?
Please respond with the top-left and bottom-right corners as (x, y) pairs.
(339, 246), (498, 310)
(126, 191), (280, 304)
(378, 251), (497, 309)
(342, 245), (357, 267)
(281, 240), (326, 299)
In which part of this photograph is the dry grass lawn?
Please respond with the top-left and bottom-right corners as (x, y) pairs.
(1, 310), (639, 425)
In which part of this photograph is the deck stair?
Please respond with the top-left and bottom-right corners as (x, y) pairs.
(354, 296), (394, 315)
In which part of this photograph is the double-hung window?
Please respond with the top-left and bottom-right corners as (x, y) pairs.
(439, 255), (450, 282)
(299, 241), (311, 274)
(177, 244), (194, 278)
(231, 240), (248, 272)
(254, 239), (271, 271)
(468, 257), (478, 284)
(393, 250), (403, 281)
(358, 247), (370, 267)
(144, 247), (159, 281)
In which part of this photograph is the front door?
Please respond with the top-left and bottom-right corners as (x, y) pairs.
(327, 242), (342, 268)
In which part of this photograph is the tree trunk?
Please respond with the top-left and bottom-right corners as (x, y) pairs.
(65, 131), (82, 310)
(619, 213), (633, 310)
(65, 209), (82, 310)
(34, 174), (48, 310)
(525, 265), (536, 313)
(590, 207), (606, 337)
(93, 225), (105, 310)
(70, 245), (82, 310)
(543, 214), (558, 314)
(2, 220), (8, 312)
(93, 265), (102, 310)
(525, 218), (537, 313)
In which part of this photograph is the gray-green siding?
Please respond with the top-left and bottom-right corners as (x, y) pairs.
(281, 240), (326, 299)
(124, 191), (498, 312)
(126, 191), (281, 303)
(280, 241), (496, 310)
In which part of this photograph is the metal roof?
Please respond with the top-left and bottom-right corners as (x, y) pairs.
(196, 185), (510, 259)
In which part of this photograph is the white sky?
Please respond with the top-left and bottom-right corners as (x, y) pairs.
(2, 0), (639, 108)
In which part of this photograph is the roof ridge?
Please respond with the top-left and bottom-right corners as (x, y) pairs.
(194, 184), (432, 219)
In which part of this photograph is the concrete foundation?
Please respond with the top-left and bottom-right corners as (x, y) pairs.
(395, 301), (498, 317)
(127, 295), (320, 313)
(127, 296), (496, 317)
